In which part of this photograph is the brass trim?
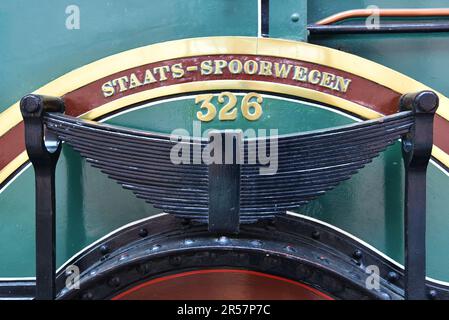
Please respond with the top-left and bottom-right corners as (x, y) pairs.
(1, 36), (449, 185)
(1, 36), (449, 137)
(316, 8), (449, 25)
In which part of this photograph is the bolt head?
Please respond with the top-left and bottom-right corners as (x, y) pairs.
(291, 13), (300, 22)
(428, 289), (438, 300)
(100, 244), (109, 255)
(138, 228), (148, 237)
(20, 95), (41, 113)
(312, 230), (321, 240)
(415, 91), (438, 113)
(352, 249), (363, 260)
(387, 271), (399, 282)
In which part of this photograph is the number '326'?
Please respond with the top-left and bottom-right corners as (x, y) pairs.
(195, 92), (263, 122)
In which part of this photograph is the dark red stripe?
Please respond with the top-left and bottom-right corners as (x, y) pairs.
(434, 115), (449, 155)
(0, 123), (25, 171)
(1, 54), (449, 175)
(63, 54), (402, 116)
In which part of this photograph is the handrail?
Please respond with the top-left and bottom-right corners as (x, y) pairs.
(316, 8), (449, 26)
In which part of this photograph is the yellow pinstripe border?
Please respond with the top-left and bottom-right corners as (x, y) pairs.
(1, 36), (449, 135)
(1, 36), (449, 185)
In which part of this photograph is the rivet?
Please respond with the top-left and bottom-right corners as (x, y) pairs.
(291, 13), (300, 22)
(184, 239), (194, 245)
(218, 236), (229, 244)
(428, 289), (438, 300)
(108, 276), (121, 287)
(81, 292), (93, 300)
(21, 96), (40, 113)
(151, 244), (161, 251)
(285, 245), (296, 253)
(138, 228), (148, 237)
(352, 249), (363, 260)
(312, 231), (320, 240)
(100, 244), (109, 255)
(387, 271), (399, 283)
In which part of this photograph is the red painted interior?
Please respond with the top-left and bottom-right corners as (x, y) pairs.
(112, 269), (334, 300)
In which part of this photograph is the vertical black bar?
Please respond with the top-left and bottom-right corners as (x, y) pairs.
(208, 131), (241, 234)
(20, 94), (64, 300)
(35, 166), (57, 299)
(403, 166), (427, 299)
(261, 0), (270, 37)
(400, 91), (438, 300)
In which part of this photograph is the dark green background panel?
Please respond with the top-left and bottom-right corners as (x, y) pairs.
(1, 0), (449, 283)
(0, 0), (257, 110)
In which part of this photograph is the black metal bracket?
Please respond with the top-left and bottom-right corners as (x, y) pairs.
(19, 90), (439, 300)
(207, 131), (242, 234)
(20, 94), (65, 300)
(400, 91), (439, 300)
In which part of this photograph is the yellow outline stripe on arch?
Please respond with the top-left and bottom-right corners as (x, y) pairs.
(1, 36), (449, 185)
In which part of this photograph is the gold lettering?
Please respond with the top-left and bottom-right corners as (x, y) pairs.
(244, 60), (258, 75)
(200, 60), (213, 75)
(274, 63), (292, 78)
(171, 63), (185, 79)
(258, 61), (273, 76)
(320, 72), (336, 90)
(154, 66), (170, 81)
(144, 69), (157, 84)
(128, 73), (142, 89)
(292, 66), (308, 82)
(334, 76), (352, 93)
(228, 59), (243, 74)
(112, 76), (129, 92)
(214, 60), (228, 75)
(101, 81), (115, 97)
(308, 70), (321, 85)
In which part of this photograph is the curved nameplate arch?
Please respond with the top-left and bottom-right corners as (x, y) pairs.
(1, 36), (449, 186)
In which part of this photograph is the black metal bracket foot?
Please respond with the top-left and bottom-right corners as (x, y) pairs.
(400, 91), (438, 300)
(207, 131), (242, 234)
(20, 94), (65, 300)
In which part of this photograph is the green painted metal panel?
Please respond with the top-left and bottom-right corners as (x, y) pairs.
(0, 0), (257, 111)
(2, 95), (449, 282)
(269, 0), (307, 41)
(308, 0), (449, 97)
(0, 96), (355, 277)
(1, 0), (449, 284)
